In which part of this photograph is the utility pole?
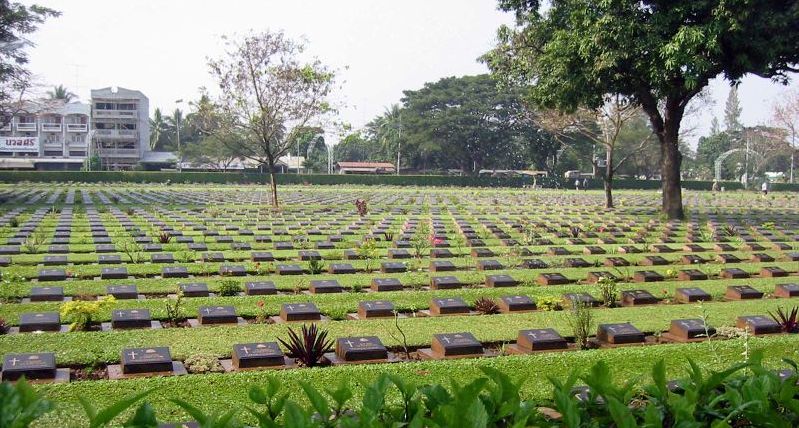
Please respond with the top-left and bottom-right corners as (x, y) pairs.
(791, 127), (796, 183)
(396, 113), (402, 176)
(175, 99), (183, 172)
(744, 130), (750, 189)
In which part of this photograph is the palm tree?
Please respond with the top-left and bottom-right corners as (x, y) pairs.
(167, 108), (184, 157)
(149, 108), (170, 150)
(376, 104), (403, 174)
(47, 85), (77, 102)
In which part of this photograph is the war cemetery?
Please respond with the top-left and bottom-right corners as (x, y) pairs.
(2, 0), (799, 427)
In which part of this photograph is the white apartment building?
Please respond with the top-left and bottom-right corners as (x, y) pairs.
(90, 87), (151, 170)
(0, 99), (91, 170)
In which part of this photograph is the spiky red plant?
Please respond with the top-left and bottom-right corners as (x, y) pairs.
(769, 306), (799, 333)
(474, 297), (501, 315)
(278, 323), (333, 367)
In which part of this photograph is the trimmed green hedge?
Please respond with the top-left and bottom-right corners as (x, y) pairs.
(0, 171), (795, 191)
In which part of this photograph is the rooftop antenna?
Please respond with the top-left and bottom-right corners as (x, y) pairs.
(67, 63), (85, 98)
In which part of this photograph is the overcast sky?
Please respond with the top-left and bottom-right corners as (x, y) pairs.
(22, 0), (799, 148)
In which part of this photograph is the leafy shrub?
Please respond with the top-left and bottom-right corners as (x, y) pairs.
(7, 353), (799, 427)
(566, 301), (593, 350)
(218, 280), (241, 297)
(595, 276), (619, 307)
(184, 354), (224, 374)
(715, 326), (747, 339)
(474, 297), (501, 315)
(355, 198), (368, 216)
(22, 230), (47, 254)
(165, 289), (184, 325)
(255, 300), (269, 324)
(278, 323), (333, 367)
(536, 296), (562, 311)
(357, 238), (378, 272)
(307, 259), (325, 274)
(60, 296), (115, 331)
(0, 379), (54, 426)
(8, 217), (18, 228)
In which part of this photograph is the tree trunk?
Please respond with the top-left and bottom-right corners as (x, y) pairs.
(267, 164), (279, 208)
(660, 125), (683, 219)
(604, 148), (614, 209)
(640, 95), (686, 220)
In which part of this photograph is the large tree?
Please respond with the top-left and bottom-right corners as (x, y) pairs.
(0, 1), (59, 126)
(537, 96), (653, 208)
(400, 74), (552, 173)
(201, 30), (336, 207)
(772, 89), (799, 182)
(483, 0), (799, 218)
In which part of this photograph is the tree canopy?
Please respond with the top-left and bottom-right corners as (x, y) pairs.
(483, 0), (799, 218)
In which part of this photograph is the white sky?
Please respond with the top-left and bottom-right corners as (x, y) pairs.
(21, 0), (799, 148)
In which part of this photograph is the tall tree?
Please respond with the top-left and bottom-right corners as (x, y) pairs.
(724, 87), (743, 132)
(47, 84), (76, 102)
(375, 104), (403, 174)
(710, 117), (721, 136)
(483, 0), (799, 219)
(149, 108), (170, 150)
(537, 96), (653, 208)
(400, 74), (547, 174)
(200, 30), (336, 207)
(0, 1), (59, 126)
(772, 89), (799, 182)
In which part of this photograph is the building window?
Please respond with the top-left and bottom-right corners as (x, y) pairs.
(44, 150), (62, 156)
(120, 123), (136, 130)
(117, 103), (136, 110)
(69, 151), (86, 157)
(95, 102), (114, 110)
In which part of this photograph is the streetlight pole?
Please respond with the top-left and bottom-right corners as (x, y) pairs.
(175, 99), (183, 172)
(396, 114), (402, 176)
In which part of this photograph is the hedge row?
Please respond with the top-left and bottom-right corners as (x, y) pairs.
(0, 170), (789, 191)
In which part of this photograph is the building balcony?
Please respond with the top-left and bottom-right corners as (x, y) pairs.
(95, 129), (138, 139)
(40, 123), (62, 132)
(66, 123), (88, 132)
(16, 122), (36, 132)
(93, 110), (137, 119)
(97, 148), (139, 158)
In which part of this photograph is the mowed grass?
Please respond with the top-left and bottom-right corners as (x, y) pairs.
(0, 185), (796, 426)
(32, 335), (799, 427)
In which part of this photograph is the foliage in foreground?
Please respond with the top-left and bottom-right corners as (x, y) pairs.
(2, 352), (799, 427)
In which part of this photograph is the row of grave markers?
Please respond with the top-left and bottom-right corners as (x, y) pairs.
(10, 284), (799, 334)
(1, 315), (784, 383)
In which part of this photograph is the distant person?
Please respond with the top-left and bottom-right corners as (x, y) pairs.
(574, 178), (580, 191)
(582, 178), (588, 191)
(711, 180), (719, 192)
(761, 180), (769, 196)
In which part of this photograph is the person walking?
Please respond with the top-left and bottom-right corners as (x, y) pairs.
(582, 178), (588, 191)
(574, 178), (580, 191)
(761, 180), (769, 196)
